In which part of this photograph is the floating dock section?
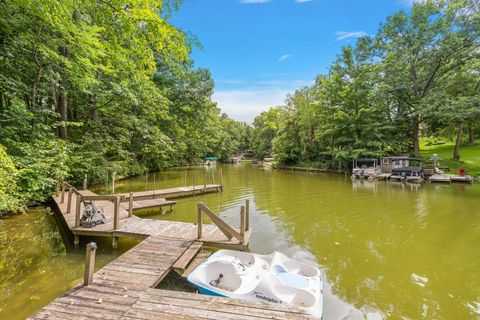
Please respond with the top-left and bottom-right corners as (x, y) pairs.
(428, 174), (473, 184)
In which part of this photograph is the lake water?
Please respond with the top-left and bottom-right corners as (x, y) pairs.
(1, 164), (479, 319)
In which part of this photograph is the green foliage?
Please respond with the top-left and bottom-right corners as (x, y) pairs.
(251, 0), (479, 170)
(0, 145), (24, 216)
(0, 0), (247, 215)
(373, 0), (479, 155)
(251, 108), (282, 160)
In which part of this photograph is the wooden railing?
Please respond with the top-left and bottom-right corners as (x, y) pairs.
(197, 200), (249, 243)
(57, 182), (82, 215)
(56, 180), (131, 230)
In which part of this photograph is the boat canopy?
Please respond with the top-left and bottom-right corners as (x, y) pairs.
(383, 156), (422, 161)
(354, 158), (379, 163)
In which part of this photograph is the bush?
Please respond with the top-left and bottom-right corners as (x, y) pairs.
(0, 145), (25, 216)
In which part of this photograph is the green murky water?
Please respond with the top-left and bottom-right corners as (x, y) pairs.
(1, 164), (479, 319)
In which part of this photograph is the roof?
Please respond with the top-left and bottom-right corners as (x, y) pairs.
(205, 156), (218, 161)
(354, 158), (378, 162)
(381, 156), (409, 160)
(382, 156), (423, 161)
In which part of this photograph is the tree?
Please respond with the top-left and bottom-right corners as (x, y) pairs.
(315, 46), (393, 168)
(374, 0), (479, 156)
(251, 108), (282, 160)
(0, 0), (246, 213)
(426, 60), (480, 160)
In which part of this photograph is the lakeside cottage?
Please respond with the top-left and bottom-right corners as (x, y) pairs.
(380, 156), (412, 174)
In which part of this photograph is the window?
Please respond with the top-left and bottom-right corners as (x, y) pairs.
(382, 158), (389, 164)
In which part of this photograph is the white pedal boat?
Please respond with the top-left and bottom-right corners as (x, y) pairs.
(187, 250), (323, 319)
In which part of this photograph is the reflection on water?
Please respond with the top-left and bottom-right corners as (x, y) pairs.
(1, 164), (480, 319)
(0, 209), (139, 319)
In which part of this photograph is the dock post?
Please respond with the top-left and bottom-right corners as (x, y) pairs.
(113, 196), (120, 230)
(245, 199), (250, 231)
(113, 196), (120, 249)
(83, 174), (88, 190)
(66, 188), (73, 214)
(240, 206), (246, 243)
(220, 168), (224, 190)
(193, 172), (196, 196)
(203, 170), (206, 191)
(211, 171), (215, 185)
(112, 171), (116, 194)
(153, 173), (156, 196)
(112, 237), (118, 249)
(55, 180), (60, 197)
(75, 195), (82, 228)
(83, 242), (97, 286)
(128, 192), (133, 217)
(105, 173), (108, 194)
(61, 182), (66, 203)
(145, 170), (148, 191)
(197, 204), (202, 239)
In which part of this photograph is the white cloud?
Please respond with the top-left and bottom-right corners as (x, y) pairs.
(240, 0), (271, 3)
(213, 89), (289, 123)
(213, 79), (313, 123)
(335, 31), (369, 41)
(295, 0), (312, 2)
(278, 54), (293, 62)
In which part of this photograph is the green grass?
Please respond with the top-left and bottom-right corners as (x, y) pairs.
(420, 138), (480, 176)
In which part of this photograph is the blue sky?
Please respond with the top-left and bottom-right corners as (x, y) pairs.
(171, 0), (416, 122)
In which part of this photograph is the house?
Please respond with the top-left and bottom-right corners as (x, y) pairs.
(380, 156), (412, 174)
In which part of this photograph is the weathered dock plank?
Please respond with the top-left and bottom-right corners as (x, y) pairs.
(125, 289), (314, 320)
(28, 237), (192, 320)
(173, 241), (203, 272)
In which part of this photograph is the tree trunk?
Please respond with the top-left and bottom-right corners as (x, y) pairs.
(91, 94), (101, 123)
(30, 67), (43, 109)
(57, 84), (68, 139)
(57, 47), (68, 139)
(453, 122), (463, 161)
(412, 116), (420, 157)
(469, 126), (475, 145)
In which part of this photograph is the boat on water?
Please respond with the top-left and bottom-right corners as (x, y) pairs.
(187, 250), (324, 319)
(351, 158), (382, 180)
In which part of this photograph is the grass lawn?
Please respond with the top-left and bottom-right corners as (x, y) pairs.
(420, 138), (480, 176)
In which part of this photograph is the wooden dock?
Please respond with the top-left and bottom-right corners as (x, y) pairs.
(120, 184), (223, 201)
(28, 182), (313, 319)
(55, 184), (250, 250)
(121, 198), (176, 214)
(29, 236), (312, 320)
(429, 174), (452, 183)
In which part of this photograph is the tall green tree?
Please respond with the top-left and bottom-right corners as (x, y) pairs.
(374, 0), (480, 156)
(0, 0), (247, 214)
(426, 60), (480, 160)
(251, 108), (282, 160)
